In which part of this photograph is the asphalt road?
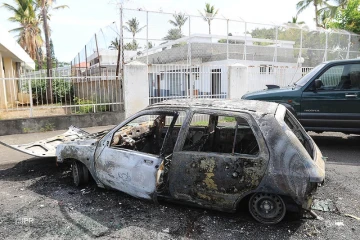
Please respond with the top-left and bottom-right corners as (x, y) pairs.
(0, 128), (359, 239)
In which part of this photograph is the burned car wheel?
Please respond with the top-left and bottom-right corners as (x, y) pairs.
(249, 193), (286, 224)
(72, 161), (89, 187)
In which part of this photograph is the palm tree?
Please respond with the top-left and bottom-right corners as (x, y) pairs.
(163, 28), (183, 40)
(35, 1), (68, 104)
(288, 16), (305, 24)
(2, 0), (43, 62)
(109, 37), (120, 50)
(123, 18), (146, 40)
(296, 0), (326, 27)
(35, 0), (68, 77)
(169, 12), (188, 33)
(199, 3), (219, 34)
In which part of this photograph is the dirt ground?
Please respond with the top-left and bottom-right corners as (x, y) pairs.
(0, 131), (359, 239)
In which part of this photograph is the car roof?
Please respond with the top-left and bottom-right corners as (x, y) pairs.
(148, 99), (279, 115)
(323, 58), (360, 65)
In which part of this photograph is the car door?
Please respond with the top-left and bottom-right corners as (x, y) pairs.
(168, 111), (269, 212)
(300, 63), (360, 132)
(94, 110), (179, 200)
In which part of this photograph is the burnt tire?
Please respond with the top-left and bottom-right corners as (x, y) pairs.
(249, 193), (286, 224)
(72, 161), (89, 187)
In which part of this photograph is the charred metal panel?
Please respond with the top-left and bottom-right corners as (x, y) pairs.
(95, 146), (162, 200)
(0, 126), (89, 157)
(169, 152), (267, 211)
(255, 106), (325, 206)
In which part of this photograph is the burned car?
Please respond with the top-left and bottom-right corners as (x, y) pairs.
(2, 99), (325, 224)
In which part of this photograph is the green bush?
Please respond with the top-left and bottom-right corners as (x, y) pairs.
(22, 79), (74, 104)
(74, 97), (94, 114)
(73, 97), (111, 114)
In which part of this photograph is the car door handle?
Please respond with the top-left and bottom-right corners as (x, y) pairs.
(144, 159), (154, 165)
(345, 94), (358, 98)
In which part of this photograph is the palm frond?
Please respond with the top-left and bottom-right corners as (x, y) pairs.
(296, 0), (312, 14)
(52, 4), (69, 10)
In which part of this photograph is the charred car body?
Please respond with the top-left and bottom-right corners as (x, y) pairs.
(2, 99), (325, 224)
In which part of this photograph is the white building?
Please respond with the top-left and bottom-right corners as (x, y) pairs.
(0, 25), (35, 109)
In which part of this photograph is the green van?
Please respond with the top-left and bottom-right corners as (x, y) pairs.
(242, 59), (360, 133)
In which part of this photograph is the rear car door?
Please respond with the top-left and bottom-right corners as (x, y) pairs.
(94, 111), (179, 200)
(300, 63), (360, 132)
(168, 111), (269, 211)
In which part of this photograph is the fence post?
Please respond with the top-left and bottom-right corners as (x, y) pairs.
(324, 32), (328, 62)
(146, 11), (149, 65)
(244, 22), (247, 61)
(94, 33), (102, 77)
(228, 64), (248, 99)
(273, 26), (278, 63)
(28, 77), (33, 117)
(226, 19), (229, 60)
(347, 33), (351, 59)
(123, 61), (148, 118)
(299, 28), (303, 65)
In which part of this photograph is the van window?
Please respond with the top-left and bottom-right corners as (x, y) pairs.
(316, 63), (360, 90)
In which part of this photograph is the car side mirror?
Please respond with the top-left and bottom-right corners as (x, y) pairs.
(314, 79), (323, 90)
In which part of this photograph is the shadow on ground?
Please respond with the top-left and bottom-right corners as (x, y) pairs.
(0, 156), (305, 239)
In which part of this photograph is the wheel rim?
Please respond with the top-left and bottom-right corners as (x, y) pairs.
(72, 163), (80, 186)
(249, 193), (286, 224)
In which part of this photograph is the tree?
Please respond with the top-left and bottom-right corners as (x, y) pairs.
(328, 0), (360, 34)
(169, 12), (188, 33)
(35, 0), (68, 104)
(35, 0), (68, 78)
(123, 17), (146, 40)
(288, 16), (305, 24)
(317, 0), (349, 28)
(2, 0), (43, 63)
(109, 37), (120, 50)
(145, 41), (154, 49)
(163, 28), (184, 40)
(123, 40), (139, 50)
(296, 0), (326, 27)
(199, 3), (219, 34)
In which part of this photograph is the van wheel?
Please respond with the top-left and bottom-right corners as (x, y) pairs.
(72, 161), (89, 187)
(249, 193), (286, 224)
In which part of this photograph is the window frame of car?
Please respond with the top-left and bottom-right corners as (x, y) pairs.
(174, 109), (267, 159)
(105, 108), (188, 157)
(276, 105), (315, 158)
(304, 62), (360, 92)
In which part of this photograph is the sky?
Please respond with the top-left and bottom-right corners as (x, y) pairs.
(0, 0), (317, 62)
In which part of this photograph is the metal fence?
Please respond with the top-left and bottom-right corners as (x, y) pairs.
(0, 69), (123, 120)
(148, 64), (227, 104)
(148, 64), (314, 104)
(71, 7), (360, 72)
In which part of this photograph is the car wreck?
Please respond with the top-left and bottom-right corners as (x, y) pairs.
(1, 99), (325, 224)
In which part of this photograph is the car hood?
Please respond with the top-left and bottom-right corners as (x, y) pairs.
(242, 86), (296, 99)
(0, 126), (109, 158)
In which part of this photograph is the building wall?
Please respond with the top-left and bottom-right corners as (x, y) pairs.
(0, 52), (5, 108)
(1, 57), (19, 109)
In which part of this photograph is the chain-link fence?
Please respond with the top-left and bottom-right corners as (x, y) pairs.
(71, 7), (360, 71)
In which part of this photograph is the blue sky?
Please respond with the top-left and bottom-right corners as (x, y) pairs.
(0, 0), (316, 62)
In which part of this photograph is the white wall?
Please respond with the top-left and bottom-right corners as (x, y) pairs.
(124, 61), (149, 118)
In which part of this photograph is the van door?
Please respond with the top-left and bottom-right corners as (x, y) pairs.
(300, 63), (360, 132)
